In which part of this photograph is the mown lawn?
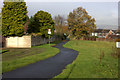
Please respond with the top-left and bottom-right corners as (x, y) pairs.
(54, 40), (118, 78)
(2, 43), (59, 73)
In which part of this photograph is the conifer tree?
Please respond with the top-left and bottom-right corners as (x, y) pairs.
(28, 10), (54, 38)
(2, 1), (28, 37)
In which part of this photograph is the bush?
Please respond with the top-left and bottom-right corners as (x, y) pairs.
(82, 36), (97, 41)
(89, 36), (98, 38)
(115, 39), (120, 42)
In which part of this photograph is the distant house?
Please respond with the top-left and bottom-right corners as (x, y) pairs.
(91, 29), (120, 39)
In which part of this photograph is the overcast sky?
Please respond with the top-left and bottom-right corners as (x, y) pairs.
(26, 2), (118, 26)
(0, 0), (119, 26)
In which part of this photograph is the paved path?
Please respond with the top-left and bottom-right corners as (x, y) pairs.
(2, 41), (78, 79)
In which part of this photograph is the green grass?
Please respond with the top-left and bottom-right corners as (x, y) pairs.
(54, 40), (118, 78)
(2, 43), (59, 73)
(1, 49), (8, 53)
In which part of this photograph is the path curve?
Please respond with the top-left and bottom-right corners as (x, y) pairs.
(3, 41), (78, 79)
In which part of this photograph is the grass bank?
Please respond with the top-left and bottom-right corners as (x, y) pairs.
(2, 43), (59, 73)
(54, 40), (118, 78)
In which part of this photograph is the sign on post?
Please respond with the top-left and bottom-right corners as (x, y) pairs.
(48, 29), (51, 34)
(48, 29), (51, 46)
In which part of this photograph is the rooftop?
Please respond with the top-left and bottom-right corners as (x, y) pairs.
(94, 29), (120, 34)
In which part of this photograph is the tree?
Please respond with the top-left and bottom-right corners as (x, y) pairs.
(27, 11), (54, 38)
(2, 1), (28, 37)
(0, 13), (1, 35)
(54, 15), (65, 35)
(54, 15), (69, 39)
(27, 16), (37, 34)
(0, 13), (1, 27)
(67, 7), (96, 39)
(24, 15), (29, 34)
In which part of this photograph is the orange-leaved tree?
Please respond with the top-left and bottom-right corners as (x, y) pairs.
(67, 7), (96, 39)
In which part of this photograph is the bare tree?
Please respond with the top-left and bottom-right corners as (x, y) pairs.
(54, 15), (65, 35)
(54, 15), (69, 39)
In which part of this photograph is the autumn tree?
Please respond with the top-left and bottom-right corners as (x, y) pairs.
(0, 13), (1, 35)
(67, 7), (96, 39)
(24, 15), (29, 34)
(27, 11), (54, 38)
(0, 13), (1, 27)
(2, 1), (28, 37)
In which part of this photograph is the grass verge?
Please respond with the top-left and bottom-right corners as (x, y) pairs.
(2, 43), (59, 73)
(54, 40), (118, 78)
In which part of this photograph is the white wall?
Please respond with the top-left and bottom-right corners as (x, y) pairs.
(6, 36), (31, 48)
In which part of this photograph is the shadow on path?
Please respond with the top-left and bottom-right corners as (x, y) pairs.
(2, 41), (78, 80)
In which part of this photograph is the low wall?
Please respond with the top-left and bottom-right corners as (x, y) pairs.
(5, 35), (57, 48)
(82, 37), (96, 41)
(80, 37), (115, 42)
(31, 36), (48, 46)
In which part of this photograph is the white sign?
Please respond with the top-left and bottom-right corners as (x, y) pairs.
(48, 29), (51, 34)
(116, 42), (120, 48)
(95, 33), (97, 36)
(92, 33), (95, 36)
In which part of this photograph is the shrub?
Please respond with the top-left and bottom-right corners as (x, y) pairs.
(115, 39), (120, 42)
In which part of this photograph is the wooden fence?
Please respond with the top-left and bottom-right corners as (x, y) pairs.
(5, 35), (58, 48)
(81, 37), (115, 42)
